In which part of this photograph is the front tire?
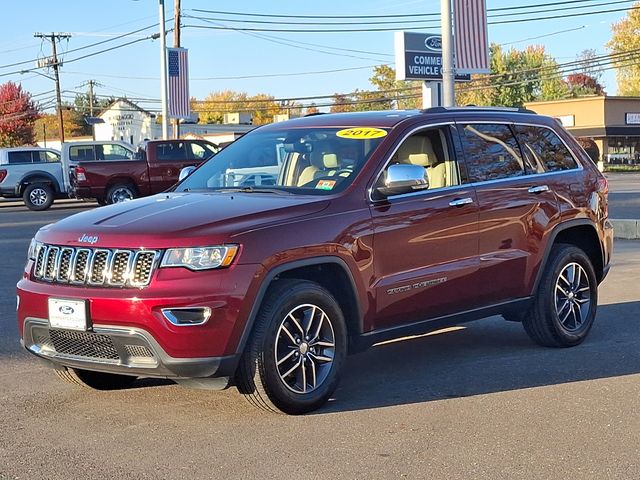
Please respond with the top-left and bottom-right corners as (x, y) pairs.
(522, 244), (598, 347)
(23, 183), (54, 211)
(54, 367), (137, 390)
(236, 279), (348, 414)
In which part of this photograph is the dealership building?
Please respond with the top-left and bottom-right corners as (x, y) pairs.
(525, 96), (640, 166)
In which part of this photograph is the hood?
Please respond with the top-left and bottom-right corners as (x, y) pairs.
(37, 192), (330, 249)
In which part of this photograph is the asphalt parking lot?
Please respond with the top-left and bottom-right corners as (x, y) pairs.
(1, 184), (640, 479)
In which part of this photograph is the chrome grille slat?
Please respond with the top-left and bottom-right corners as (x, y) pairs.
(35, 245), (47, 277)
(32, 244), (158, 288)
(43, 246), (60, 280)
(88, 249), (111, 285)
(56, 248), (74, 282)
(109, 250), (133, 286)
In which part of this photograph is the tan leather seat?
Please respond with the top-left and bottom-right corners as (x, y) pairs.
(400, 137), (447, 189)
(298, 150), (339, 186)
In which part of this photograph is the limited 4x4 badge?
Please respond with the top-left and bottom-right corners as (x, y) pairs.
(387, 277), (448, 295)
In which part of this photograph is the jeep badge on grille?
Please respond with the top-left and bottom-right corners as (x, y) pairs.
(78, 234), (99, 244)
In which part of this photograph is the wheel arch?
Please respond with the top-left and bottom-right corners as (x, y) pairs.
(18, 171), (61, 194)
(105, 177), (138, 194)
(533, 219), (605, 293)
(237, 256), (363, 356)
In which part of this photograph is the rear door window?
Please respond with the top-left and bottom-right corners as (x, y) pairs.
(513, 125), (578, 172)
(190, 142), (217, 160)
(7, 151), (34, 164)
(458, 124), (525, 182)
(36, 151), (60, 163)
(156, 142), (188, 161)
(69, 145), (96, 162)
(97, 144), (133, 160)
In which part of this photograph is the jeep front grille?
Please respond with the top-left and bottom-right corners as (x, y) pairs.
(33, 244), (159, 287)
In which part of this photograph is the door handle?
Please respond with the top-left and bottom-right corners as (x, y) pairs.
(449, 197), (474, 207)
(528, 185), (549, 194)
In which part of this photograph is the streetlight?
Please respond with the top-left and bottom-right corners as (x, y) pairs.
(20, 69), (65, 143)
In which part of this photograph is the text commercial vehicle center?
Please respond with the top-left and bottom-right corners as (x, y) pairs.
(17, 108), (613, 414)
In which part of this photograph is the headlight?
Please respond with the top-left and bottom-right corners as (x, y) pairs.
(160, 245), (239, 270)
(28, 238), (40, 260)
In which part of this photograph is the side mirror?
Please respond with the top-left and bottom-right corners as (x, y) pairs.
(179, 166), (196, 182)
(376, 164), (429, 197)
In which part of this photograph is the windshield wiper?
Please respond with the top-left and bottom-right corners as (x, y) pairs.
(226, 186), (292, 195)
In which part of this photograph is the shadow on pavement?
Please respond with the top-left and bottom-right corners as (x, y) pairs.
(319, 301), (640, 414)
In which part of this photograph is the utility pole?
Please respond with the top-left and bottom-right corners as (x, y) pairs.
(34, 32), (71, 143)
(440, 0), (455, 107)
(88, 79), (95, 116)
(88, 79), (96, 140)
(173, 0), (181, 139)
(159, 0), (169, 139)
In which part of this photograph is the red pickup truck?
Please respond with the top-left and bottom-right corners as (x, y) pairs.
(71, 139), (218, 204)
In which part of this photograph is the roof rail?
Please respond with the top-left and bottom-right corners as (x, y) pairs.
(422, 106), (537, 114)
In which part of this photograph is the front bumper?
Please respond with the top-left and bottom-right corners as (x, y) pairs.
(22, 317), (238, 378)
(17, 261), (262, 370)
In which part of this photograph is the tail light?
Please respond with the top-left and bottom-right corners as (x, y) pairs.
(0, 169), (6, 183)
(75, 166), (87, 183)
(597, 176), (609, 194)
(597, 175), (609, 218)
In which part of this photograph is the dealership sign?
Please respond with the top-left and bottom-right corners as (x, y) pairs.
(394, 32), (471, 82)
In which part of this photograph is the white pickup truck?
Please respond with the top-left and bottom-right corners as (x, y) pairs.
(0, 141), (135, 211)
(0, 147), (66, 210)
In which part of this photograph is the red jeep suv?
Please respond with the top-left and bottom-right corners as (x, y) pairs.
(17, 107), (613, 414)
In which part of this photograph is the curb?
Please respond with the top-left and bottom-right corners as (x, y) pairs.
(611, 219), (640, 239)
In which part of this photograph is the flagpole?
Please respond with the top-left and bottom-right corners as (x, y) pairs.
(159, 0), (169, 139)
(441, 0), (456, 107)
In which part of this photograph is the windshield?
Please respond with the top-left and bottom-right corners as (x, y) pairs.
(176, 127), (387, 194)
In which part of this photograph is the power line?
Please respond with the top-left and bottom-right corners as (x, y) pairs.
(189, 0), (633, 26)
(0, 22), (160, 71)
(190, 0), (624, 19)
(184, 4), (640, 33)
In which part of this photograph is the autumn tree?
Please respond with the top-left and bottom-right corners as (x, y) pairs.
(33, 106), (90, 142)
(607, 3), (640, 95)
(456, 44), (569, 107)
(330, 93), (357, 113)
(304, 103), (319, 115)
(193, 90), (290, 125)
(368, 65), (420, 109)
(566, 73), (605, 96)
(0, 82), (39, 147)
(576, 49), (603, 82)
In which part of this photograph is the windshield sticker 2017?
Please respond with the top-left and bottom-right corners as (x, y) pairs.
(336, 127), (387, 140)
(316, 180), (336, 190)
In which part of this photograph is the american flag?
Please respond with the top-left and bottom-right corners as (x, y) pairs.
(453, 0), (490, 74)
(167, 47), (190, 118)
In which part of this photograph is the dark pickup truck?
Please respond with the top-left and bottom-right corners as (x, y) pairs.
(71, 139), (218, 204)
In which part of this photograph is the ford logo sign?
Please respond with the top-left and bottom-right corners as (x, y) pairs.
(78, 234), (99, 244)
(425, 36), (442, 52)
(59, 305), (75, 315)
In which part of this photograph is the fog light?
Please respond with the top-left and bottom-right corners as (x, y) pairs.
(161, 307), (211, 326)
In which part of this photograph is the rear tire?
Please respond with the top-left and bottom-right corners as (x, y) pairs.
(23, 183), (54, 211)
(522, 244), (598, 347)
(236, 279), (347, 414)
(54, 367), (136, 390)
(106, 183), (137, 204)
